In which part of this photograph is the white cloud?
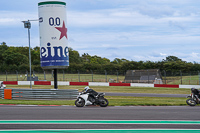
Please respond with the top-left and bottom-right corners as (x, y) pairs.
(160, 53), (167, 56)
(0, 11), (38, 26)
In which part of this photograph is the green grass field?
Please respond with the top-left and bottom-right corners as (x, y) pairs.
(0, 96), (186, 106)
(164, 75), (200, 85)
(0, 73), (125, 82)
(0, 85), (192, 106)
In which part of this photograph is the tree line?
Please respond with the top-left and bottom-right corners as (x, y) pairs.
(0, 42), (200, 74)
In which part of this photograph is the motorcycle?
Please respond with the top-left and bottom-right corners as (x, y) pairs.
(75, 90), (109, 107)
(186, 88), (200, 106)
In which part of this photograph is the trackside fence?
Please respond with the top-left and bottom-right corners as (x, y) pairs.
(1, 70), (200, 85)
(0, 89), (78, 100)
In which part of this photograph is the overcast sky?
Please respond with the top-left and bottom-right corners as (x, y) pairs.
(0, 0), (200, 62)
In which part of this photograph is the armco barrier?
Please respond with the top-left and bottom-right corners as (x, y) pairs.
(34, 81), (51, 85)
(1, 89), (78, 100)
(109, 83), (130, 86)
(18, 81), (34, 85)
(179, 85), (200, 88)
(3, 81), (18, 85)
(89, 82), (109, 86)
(0, 89), (2, 98)
(69, 82), (89, 86)
(131, 83), (154, 87)
(2, 81), (197, 88)
(154, 84), (179, 88)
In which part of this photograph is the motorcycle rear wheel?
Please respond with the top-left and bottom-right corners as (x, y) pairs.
(186, 98), (196, 106)
(99, 98), (109, 107)
(75, 98), (85, 107)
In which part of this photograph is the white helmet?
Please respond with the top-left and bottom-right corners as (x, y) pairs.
(84, 86), (90, 91)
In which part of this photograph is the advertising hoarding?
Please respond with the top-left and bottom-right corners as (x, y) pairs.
(38, 1), (69, 69)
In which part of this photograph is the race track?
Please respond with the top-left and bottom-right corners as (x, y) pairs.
(0, 105), (199, 131)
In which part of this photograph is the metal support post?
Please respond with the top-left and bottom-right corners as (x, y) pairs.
(78, 70), (80, 82)
(104, 70), (107, 82)
(22, 20), (32, 89)
(117, 70), (118, 83)
(63, 70), (65, 81)
(198, 71), (200, 85)
(180, 70), (182, 85)
(163, 70), (166, 84)
(28, 27), (32, 89)
(16, 70), (18, 81)
(91, 70), (93, 82)
(54, 69), (58, 89)
(147, 70), (149, 84)
(5, 71), (7, 81)
(44, 70), (46, 80)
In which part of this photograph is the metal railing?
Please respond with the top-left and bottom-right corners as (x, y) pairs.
(1, 70), (200, 85)
(0, 89), (2, 98)
(1, 88), (78, 100)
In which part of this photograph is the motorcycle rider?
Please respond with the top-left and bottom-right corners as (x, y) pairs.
(191, 88), (200, 99)
(83, 86), (98, 103)
(0, 82), (5, 89)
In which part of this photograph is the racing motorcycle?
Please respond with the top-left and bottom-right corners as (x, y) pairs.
(186, 88), (200, 106)
(75, 91), (109, 107)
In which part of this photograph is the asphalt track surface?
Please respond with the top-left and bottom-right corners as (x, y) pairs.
(0, 105), (200, 131)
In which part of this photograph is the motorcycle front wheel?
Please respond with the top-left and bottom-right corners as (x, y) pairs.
(186, 98), (196, 106)
(75, 98), (85, 107)
(99, 98), (109, 107)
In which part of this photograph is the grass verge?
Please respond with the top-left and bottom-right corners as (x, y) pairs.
(1, 85), (192, 106)
(107, 96), (187, 106)
(0, 96), (188, 106)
